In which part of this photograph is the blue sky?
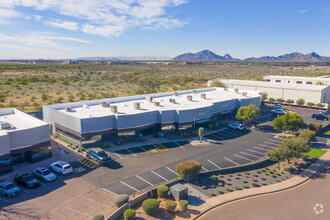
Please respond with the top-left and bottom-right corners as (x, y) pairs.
(0, 0), (329, 59)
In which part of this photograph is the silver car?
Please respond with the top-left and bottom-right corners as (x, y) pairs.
(0, 182), (20, 197)
(33, 167), (57, 182)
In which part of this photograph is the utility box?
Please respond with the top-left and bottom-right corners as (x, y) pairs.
(170, 183), (188, 201)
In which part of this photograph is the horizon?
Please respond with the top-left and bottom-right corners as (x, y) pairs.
(0, 0), (329, 59)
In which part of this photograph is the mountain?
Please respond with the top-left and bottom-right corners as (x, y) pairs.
(243, 52), (330, 62)
(172, 50), (237, 61)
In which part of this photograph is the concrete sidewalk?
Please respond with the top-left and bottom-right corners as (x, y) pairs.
(193, 150), (330, 219)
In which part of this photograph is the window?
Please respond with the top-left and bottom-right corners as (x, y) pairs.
(306, 82), (313, 85)
(288, 80), (290, 83)
(275, 80), (281, 83)
(296, 81), (302, 84)
(265, 79), (270, 82)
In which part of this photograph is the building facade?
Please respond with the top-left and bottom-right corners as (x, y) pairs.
(43, 87), (261, 146)
(0, 108), (51, 174)
(210, 79), (330, 104)
(263, 75), (330, 86)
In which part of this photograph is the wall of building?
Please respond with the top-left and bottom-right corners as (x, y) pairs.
(0, 134), (10, 160)
(263, 76), (330, 86)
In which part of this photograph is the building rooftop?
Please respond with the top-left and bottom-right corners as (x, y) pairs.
(218, 79), (329, 91)
(264, 75), (330, 81)
(45, 87), (261, 119)
(0, 108), (48, 135)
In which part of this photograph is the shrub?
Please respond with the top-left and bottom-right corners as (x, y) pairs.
(226, 178), (231, 181)
(209, 192), (216, 197)
(252, 174), (256, 177)
(114, 194), (129, 208)
(179, 200), (188, 211)
(309, 122), (323, 134)
(242, 180), (248, 183)
(271, 174), (276, 178)
(124, 209), (136, 220)
(251, 182), (258, 187)
(286, 99), (294, 104)
(93, 214), (104, 220)
(165, 201), (177, 212)
(235, 186), (241, 190)
(157, 186), (169, 198)
(299, 130), (316, 143)
(176, 160), (202, 181)
(307, 102), (315, 107)
(242, 185), (249, 189)
(225, 187), (231, 192)
(142, 199), (160, 215)
(217, 182), (223, 187)
(276, 98), (285, 103)
(228, 174), (232, 177)
(261, 177), (266, 180)
(296, 99), (305, 106)
(217, 190), (223, 194)
(316, 103), (325, 108)
(201, 186), (206, 189)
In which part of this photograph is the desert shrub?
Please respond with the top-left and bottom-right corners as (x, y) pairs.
(217, 190), (223, 194)
(307, 102), (315, 107)
(201, 186), (206, 189)
(271, 174), (276, 178)
(252, 174), (256, 177)
(268, 98), (275, 102)
(157, 186), (169, 198)
(309, 122), (323, 134)
(165, 201), (177, 212)
(316, 103), (325, 108)
(176, 160), (202, 181)
(114, 194), (129, 208)
(124, 209), (136, 220)
(286, 99), (294, 104)
(251, 182), (258, 187)
(242, 185), (249, 189)
(225, 187), (231, 192)
(217, 182), (223, 187)
(92, 214), (104, 220)
(179, 200), (188, 211)
(142, 199), (160, 215)
(211, 185), (215, 188)
(299, 130), (316, 143)
(235, 186), (241, 190)
(209, 192), (216, 197)
(242, 180), (248, 183)
(296, 99), (305, 106)
(261, 177), (266, 180)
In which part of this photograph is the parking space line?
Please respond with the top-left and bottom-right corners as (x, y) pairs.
(224, 157), (240, 165)
(174, 141), (184, 148)
(207, 159), (221, 169)
(268, 139), (282, 143)
(112, 152), (124, 159)
(263, 141), (278, 146)
(216, 132), (231, 137)
(166, 166), (178, 175)
(209, 133), (224, 139)
(139, 146), (150, 154)
(126, 149), (137, 157)
(241, 151), (261, 159)
(151, 171), (168, 181)
(136, 175), (154, 186)
(234, 154), (254, 162)
(120, 181), (139, 192)
(84, 197), (111, 208)
(102, 188), (118, 196)
(222, 130), (238, 135)
(0, 197), (10, 203)
(67, 207), (92, 217)
(246, 149), (265, 155)
(259, 144), (273, 148)
(202, 166), (209, 172)
(253, 146), (269, 151)
(19, 188), (30, 193)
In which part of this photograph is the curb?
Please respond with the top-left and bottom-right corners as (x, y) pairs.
(193, 158), (330, 220)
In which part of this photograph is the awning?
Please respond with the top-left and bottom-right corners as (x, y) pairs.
(196, 118), (210, 123)
(220, 110), (232, 114)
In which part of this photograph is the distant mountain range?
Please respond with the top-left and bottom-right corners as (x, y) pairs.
(172, 50), (330, 62)
(77, 56), (171, 61)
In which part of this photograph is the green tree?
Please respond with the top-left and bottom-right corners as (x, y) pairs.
(268, 98), (275, 102)
(198, 127), (204, 142)
(266, 147), (285, 170)
(286, 99), (294, 105)
(272, 113), (305, 136)
(306, 102), (315, 107)
(282, 137), (310, 162)
(176, 160), (202, 181)
(296, 99), (305, 106)
(261, 92), (268, 101)
(236, 104), (261, 126)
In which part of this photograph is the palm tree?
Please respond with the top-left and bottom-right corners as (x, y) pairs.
(198, 127), (204, 142)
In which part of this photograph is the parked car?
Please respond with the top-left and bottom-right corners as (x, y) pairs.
(0, 181), (20, 197)
(0, 158), (12, 166)
(86, 148), (111, 165)
(312, 114), (328, 121)
(14, 173), (40, 189)
(227, 123), (244, 130)
(33, 167), (56, 182)
(271, 109), (287, 115)
(272, 104), (283, 109)
(50, 161), (73, 175)
(321, 111), (330, 115)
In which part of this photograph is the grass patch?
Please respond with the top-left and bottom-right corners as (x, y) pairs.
(320, 130), (330, 137)
(304, 148), (327, 159)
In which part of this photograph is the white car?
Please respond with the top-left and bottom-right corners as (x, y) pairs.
(227, 123), (244, 130)
(50, 161), (73, 175)
(271, 109), (287, 115)
(0, 182), (20, 198)
(272, 104), (283, 109)
(33, 167), (56, 182)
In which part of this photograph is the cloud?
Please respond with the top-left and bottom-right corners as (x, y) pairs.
(46, 19), (79, 31)
(0, 0), (188, 37)
(0, 8), (21, 24)
(298, 9), (309, 14)
(33, 15), (42, 21)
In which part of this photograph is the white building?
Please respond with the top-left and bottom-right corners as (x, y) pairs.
(263, 75), (330, 86)
(0, 108), (51, 173)
(43, 87), (261, 146)
(210, 79), (330, 104)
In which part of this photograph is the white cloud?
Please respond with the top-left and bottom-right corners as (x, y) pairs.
(46, 19), (79, 31)
(0, 0), (188, 37)
(0, 8), (21, 24)
(33, 15), (42, 21)
(298, 9), (309, 14)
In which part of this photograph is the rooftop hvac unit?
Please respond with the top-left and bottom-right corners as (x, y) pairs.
(234, 88), (239, 93)
(146, 96), (153, 102)
(201, 93), (206, 99)
(154, 102), (160, 106)
(242, 92), (247, 96)
(111, 105), (117, 113)
(134, 102), (140, 110)
(169, 98), (176, 103)
(100, 101), (109, 107)
(224, 88), (228, 91)
(173, 91), (178, 96)
(187, 95), (192, 101)
(0, 122), (10, 129)
(192, 90), (197, 94)
(83, 104), (89, 108)
(65, 106), (72, 112)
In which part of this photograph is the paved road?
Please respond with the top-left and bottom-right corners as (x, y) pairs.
(200, 164), (330, 220)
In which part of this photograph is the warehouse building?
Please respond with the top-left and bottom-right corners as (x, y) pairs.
(263, 75), (330, 85)
(0, 108), (51, 174)
(43, 87), (261, 146)
(210, 79), (330, 104)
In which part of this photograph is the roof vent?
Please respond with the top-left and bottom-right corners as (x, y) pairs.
(65, 106), (72, 112)
(169, 98), (176, 103)
(192, 90), (197, 94)
(100, 101), (109, 107)
(201, 93), (206, 99)
(224, 88), (228, 91)
(173, 91), (178, 96)
(146, 96), (153, 102)
(111, 105), (118, 113)
(187, 95), (192, 101)
(242, 92), (247, 96)
(83, 104), (88, 108)
(234, 88), (239, 93)
(134, 102), (140, 110)
(0, 122), (11, 129)
(154, 102), (160, 106)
